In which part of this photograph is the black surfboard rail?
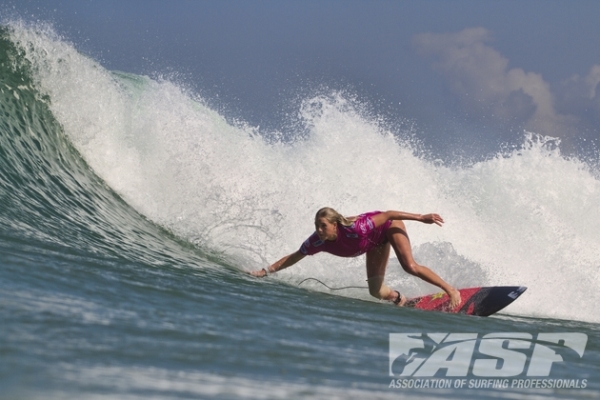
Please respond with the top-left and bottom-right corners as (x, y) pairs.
(458, 286), (528, 316)
(406, 286), (527, 316)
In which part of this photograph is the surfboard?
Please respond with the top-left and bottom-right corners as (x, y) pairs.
(404, 286), (527, 316)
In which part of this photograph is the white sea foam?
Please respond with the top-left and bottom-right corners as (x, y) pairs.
(10, 22), (600, 323)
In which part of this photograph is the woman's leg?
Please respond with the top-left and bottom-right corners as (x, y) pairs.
(386, 220), (461, 307)
(365, 243), (405, 304)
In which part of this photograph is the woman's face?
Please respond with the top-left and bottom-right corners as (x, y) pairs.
(315, 217), (337, 241)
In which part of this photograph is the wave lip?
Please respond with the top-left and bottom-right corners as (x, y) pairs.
(0, 24), (200, 266)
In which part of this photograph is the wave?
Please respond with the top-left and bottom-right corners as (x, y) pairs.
(0, 23), (203, 267)
(2, 21), (600, 323)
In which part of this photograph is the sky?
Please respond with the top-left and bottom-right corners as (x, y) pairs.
(4, 0), (600, 158)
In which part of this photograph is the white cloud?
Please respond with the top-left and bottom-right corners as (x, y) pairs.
(556, 65), (600, 126)
(413, 28), (595, 140)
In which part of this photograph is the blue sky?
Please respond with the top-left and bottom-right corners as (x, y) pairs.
(5, 0), (600, 157)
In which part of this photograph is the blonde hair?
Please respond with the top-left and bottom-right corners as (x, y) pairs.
(314, 207), (356, 227)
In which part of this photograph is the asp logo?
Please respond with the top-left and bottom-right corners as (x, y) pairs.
(389, 333), (588, 377)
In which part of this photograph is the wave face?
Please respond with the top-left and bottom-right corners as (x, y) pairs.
(2, 22), (600, 326)
(0, 25), (204, 269)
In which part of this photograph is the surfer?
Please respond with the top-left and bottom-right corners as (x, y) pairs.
(250, 208), (462, 308)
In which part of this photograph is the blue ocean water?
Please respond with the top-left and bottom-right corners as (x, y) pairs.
(1, 22), (599, 399)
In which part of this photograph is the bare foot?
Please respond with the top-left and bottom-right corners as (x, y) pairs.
(448, 288), (462, 309)
(397, 294), (407, 306)
(392, 291), (407, 307)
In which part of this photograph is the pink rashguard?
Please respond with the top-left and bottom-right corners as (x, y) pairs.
(299, 211), (392, 258)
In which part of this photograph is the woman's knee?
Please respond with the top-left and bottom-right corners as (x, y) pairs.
(369, 284), (391, 299)
(401, 261), (421, 276)
(369, 286), (382, 298)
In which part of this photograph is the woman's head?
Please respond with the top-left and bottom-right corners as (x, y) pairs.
(314, 207), (354, 228)
(314, 207), (355, 241)
(314, 208), (337, 241)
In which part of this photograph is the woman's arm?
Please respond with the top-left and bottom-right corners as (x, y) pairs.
(371, 210), (444, 228)
(250, 250), (306, 277)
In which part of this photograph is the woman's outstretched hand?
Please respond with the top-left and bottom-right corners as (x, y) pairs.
(421, 213), (444, 227)
(249, 269), (268, 277)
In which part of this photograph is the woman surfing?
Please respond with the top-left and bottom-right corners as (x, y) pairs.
(250, 208), (462, 308)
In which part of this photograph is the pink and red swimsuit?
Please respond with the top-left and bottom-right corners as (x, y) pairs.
(299, 211), (392, 257)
